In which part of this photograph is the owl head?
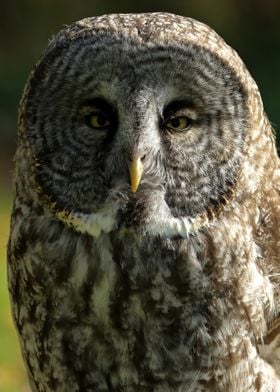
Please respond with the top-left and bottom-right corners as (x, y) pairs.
(18, 13), (271, 238)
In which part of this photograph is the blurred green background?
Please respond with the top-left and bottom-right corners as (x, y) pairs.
(0, 0), (279, 391)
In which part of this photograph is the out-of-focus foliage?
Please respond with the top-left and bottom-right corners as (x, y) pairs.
(0, 189), (29, 392)
(0, 1), (279, 391)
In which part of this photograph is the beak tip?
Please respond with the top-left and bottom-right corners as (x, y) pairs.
(131, 186), (138, 193)
(131, 179), (140, 193)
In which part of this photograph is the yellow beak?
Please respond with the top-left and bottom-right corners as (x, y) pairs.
(129, 156), (144, 193)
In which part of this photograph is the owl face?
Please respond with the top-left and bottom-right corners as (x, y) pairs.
(25, 26), (248, 233)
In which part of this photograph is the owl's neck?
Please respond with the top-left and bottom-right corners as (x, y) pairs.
(52, 198), (212, 240)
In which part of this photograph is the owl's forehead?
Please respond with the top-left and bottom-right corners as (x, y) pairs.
(54, 34), (217, 73)
(52, 34), (196, 77)
(48, 13), (250, 90)
(43, 34), (238, 101)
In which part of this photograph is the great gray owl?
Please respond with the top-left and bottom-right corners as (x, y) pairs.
(7, 12), (280, 391)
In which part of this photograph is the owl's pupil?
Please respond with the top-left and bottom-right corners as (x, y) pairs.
(171, 117), (180, 128)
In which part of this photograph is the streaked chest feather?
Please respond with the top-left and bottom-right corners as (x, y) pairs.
(10, 218), (275, 390)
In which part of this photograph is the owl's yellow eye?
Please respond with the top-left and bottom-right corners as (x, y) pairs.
(87, 113), (111, 129)
(165, 116), (191, 131)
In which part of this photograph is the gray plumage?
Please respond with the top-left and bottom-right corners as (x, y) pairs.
(8, 12), (280, 391)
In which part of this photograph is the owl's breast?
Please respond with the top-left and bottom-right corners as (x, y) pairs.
(76, 231), (260, 389)
(10, 210), (272, 390)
